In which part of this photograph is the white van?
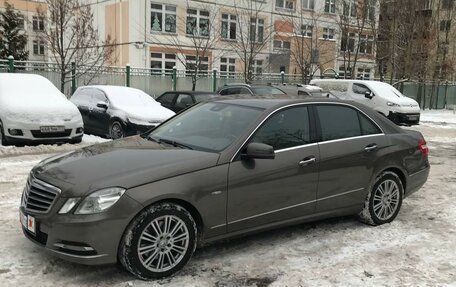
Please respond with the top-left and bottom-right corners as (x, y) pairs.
(310, 79), (421, 125)
(0, 73), (84, 145)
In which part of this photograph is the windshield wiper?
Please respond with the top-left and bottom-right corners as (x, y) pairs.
(148, 136), (193, 150)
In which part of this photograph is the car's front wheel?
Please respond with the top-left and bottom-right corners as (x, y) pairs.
(359, 171), (404, 225)
(119, 203), (197, 280)
(110, 121), (124, 139)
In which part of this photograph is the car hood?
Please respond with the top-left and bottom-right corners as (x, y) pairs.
(119, 105), (175, 122)
(32, 136), (220, 197)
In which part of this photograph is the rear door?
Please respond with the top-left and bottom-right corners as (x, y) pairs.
(314, 104), (387, 212)
(227, 105), (319, 232)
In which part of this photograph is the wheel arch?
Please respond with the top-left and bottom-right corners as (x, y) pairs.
(378, 166), (407, 193)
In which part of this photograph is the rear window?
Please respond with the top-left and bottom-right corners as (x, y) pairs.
(316, 105), (381, 141)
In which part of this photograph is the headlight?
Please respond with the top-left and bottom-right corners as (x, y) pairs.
(387, 102), (401, 107)
(74, 187), (126, 214)
(58, 198), (81, 214)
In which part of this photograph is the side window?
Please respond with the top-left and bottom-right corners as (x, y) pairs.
(175, 94), (193, 109)
(239, 87), (252, 95)
(157, 93), (175, 106)
(352, 83), (371, 95)
(359, 113), (382, 135)
(92, 89), (108, 104)
(316, 105), (362, 141)
(71, 89), (92, 105)
(219, 89), (230, 96)
(251, 106), (311, 150)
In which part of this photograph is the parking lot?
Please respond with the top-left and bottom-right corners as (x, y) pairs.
(0, 122), (455, 287)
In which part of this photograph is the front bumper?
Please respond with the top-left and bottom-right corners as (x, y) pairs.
(20, 193), (143, 265)
(388, 112), (420, 125)
(125, 122), (157, 136)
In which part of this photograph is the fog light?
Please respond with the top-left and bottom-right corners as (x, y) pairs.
(8, 129), (23, 136)
(76, 127), (84, 134)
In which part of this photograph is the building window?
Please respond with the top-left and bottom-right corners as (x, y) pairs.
(250, 18), (265, 43)
(33, 40), (45, 55)
(357, 68), (371, 80)
(276, 0), (294, 10)
(341, 32), (356, 52)
(302, 0), (315, 9)
(32, 16), (44, 31)
(343, 0), (357, 17)
(220, 57), (236, 77)
(324, 0), (336, 13)
(186, 9), (210, 37)
(17, 15), (25, 29)
(221, 14), (237, 40)
(300, 24), (313, 37)
(185, 55), (209, 75)
(421, 0), (432, 10)
(338, 66), (352, 79)
(253, 60), (263, 75)
(322, 28), (335, 40)
(440, 20), (451, 32)
(364, 0), (376, 21)
(151, 3), (176, 33)
(273, 40), (291, 49)
(150, 53), (176, 75)
(443, 0), (455, 9)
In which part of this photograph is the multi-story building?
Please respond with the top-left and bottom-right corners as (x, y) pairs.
(0, 0), (48, 62)
(93, 0), (379, 81)
(377, 0), (456, 82)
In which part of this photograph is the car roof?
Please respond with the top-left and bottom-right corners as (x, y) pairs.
(162, 91), (217, 95)
(79, 85), (145, 95)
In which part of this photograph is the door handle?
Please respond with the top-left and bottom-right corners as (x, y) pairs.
(364, 144), (377, 152)
(299, 156), (316, 166)
(88, 107), (94, 112)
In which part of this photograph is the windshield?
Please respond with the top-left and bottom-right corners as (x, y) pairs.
(149, 102), (264, 152)
(252, 86), (286, 95)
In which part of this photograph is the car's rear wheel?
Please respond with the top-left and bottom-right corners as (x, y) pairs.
(119, 203), (197, 280)
(110, 121), (124, 140)
(359, 171), (404, 225)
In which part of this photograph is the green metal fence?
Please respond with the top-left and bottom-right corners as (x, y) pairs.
(1, 58), (455, 109)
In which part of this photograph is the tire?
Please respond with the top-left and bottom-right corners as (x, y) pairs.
(119, 203), (198, 280)
(110, 121), (124, 140)
(359, 171), (404, 226)
(0, 120), (10, 146)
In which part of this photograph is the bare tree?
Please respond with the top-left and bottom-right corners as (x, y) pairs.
(37, 0), (115, 93)
(147, 1), (221, 91)
(336, 0), (378, 79)
(280, 7), (338, 83)
(227, 0), (274, 83)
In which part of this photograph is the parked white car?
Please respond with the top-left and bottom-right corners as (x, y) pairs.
(0, 73), (83, 146)
(310, 79), (421, 125)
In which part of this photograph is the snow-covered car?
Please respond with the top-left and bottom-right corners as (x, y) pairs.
(310, 79), (421, 125)
(0, 73), (84, 146)
(297, 84), (338, 98)
(70, 85), (175, 139)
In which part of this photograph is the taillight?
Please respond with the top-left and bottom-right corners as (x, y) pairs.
(418, 138), (429, 156)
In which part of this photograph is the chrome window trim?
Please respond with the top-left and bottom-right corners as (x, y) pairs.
(225, 187), (364, 226)
(230, 102), (384, 162)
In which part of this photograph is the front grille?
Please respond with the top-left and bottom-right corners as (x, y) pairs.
(31, 129), (72, 138)
(23, 177), (60, 213)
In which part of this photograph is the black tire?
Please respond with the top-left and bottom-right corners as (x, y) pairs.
(359, 171), (404, 226)
(0, 120), (9, 146)
(119, 203), (197, 280)
(110, 121), (124, 140)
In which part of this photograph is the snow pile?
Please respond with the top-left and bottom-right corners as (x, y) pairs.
(420, 109), (456, 126)
(0, 74), (82, 124)
(0, 135), (109, 157)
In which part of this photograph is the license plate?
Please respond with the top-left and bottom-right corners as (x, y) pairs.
(20, 210), (36, 234)
(408, 116), (418, 120)
(40, 126), (65, 133)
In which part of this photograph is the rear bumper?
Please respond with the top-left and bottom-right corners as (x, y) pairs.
(388, 112), (420, 125)
(405, 165), (430, 197)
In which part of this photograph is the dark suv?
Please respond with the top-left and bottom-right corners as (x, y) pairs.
(156, 91), (218, 113)
(217, 84), (287, 96)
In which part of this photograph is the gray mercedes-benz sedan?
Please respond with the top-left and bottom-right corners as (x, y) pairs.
(20, 98), (429, 279)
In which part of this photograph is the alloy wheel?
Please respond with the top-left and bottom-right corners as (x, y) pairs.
(372, 179), (400, 221)
(111, 122), (123, 139)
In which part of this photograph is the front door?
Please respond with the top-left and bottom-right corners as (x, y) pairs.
(227, 105), (319, 232)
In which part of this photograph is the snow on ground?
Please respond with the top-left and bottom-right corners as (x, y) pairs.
(0, 134), (109, 158)
(420, 109), (456, 126)
(0, 126), (455, 287)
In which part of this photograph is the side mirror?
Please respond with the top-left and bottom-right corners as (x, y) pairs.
(242, 142), (275, 160)
(365, 91), (374, 99)
(96, 101), (108, 109)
